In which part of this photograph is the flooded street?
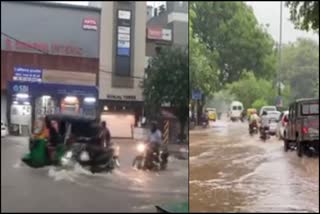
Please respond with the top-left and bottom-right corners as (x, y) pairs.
(190, 118), (319, 213)
(1, 137), (187, 212)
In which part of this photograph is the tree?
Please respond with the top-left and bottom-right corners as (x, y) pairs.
(190, 5), (219, 97)
(286, 1), (319, 32)
(280, 38), (319, 99)
(191, 1), (277, 85)
(143, 46), (188, 138)
(224, 71), (292, 109)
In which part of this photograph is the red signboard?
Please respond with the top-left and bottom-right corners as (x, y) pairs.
(147, 28), (162, 40)
(82, 18), (98, 31)
(4, 38), (82, 56)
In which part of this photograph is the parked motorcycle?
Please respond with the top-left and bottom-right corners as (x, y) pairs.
(61, 142), (120, 173)
(132, 142), (169, 171)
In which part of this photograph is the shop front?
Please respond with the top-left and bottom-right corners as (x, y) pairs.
(7, 81), (98, 135)
(98, 99), (144, 138)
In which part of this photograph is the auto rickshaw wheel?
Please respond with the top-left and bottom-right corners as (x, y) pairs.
(297, 141), (303, 157)
(284, 139), (289, 152)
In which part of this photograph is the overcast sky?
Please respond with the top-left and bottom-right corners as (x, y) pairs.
(61, 1), (318, 44)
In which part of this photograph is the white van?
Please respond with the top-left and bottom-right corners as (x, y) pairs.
(229, 101), (244, 121)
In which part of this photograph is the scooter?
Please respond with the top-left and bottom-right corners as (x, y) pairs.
(61, 142), (120, 173)
(132, 142), (169, 171)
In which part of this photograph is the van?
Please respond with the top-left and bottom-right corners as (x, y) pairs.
(229, 101), (244, 121)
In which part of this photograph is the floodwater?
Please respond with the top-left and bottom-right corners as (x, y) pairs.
(190, 118), (319, 213)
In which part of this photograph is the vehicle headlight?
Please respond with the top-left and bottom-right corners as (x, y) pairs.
(79, 151), (90, 161)
(61, 157), (70, 166)
(137, 143), (145, 153)
(65, 151), (73, 159)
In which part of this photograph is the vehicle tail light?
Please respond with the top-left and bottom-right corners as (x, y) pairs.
(302, 127), (308, 134)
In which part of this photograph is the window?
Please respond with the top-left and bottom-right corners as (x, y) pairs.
(302, 103), (319, 115)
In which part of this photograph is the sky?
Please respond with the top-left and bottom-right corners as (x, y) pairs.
(60, 1), (318, 44)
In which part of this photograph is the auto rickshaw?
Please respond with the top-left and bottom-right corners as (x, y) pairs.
(206, 108), (217, 121)
(22, 114), (98, 168)
(156, 201), (189, 213)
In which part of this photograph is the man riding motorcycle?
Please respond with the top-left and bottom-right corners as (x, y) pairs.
(259, 111), (270, 139)
(148, 122), (162, 155)
(249, 110), (259, 134)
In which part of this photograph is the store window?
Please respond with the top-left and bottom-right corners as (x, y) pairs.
(35, 95), (56, 119)
(61, 96), (80, 115)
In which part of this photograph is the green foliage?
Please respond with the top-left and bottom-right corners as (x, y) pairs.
(190, 5), (219, 98)
(286, 1), (319, 32)
(143, 46), (188, 129)
(224, 71), (292, 109)
(252, 98), (268, 111)
(280, 38), (319, 99)
(191, 1), (277, 84)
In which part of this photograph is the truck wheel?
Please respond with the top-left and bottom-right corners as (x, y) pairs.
(297, 141), (303, 157)
(284, 139), (289, 152)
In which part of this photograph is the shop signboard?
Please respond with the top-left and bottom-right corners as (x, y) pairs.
(118, 10), (131, 20)
(118, 26), (130, 34)
(13, 66), (42, 82)
(147, 28), (172, 41)
(8, 81), (98, 98)
(118, 41), (130, 48)
(82, 18), (98, 31)
(117, 48), (130, 56)
(118, 33), (130, 41)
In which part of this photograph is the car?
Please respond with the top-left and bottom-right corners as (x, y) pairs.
(1, 121), (9, 137)
(276, 111), (289, 140)
(283, 98), (319, 157)
(259, 106), (277, 116)
(268, 118), (278, 135)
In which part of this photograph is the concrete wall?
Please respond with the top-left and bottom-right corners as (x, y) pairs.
(99, 2), (146, 102)
(1, 1), (100, 58)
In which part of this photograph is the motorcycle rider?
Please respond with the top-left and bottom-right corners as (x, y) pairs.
(148, 122), (162, 163)
(249, 110), (259, 134)
(259, 111), (270, 137)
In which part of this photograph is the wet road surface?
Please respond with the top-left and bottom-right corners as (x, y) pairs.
(190, 118), (319, 213)
(1, 137), (188, 212)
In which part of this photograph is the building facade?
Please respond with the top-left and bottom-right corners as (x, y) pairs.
(1, 1), (100, 134)
(98, 2), (146, 138)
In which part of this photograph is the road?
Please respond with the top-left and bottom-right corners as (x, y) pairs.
(1, 137), (188, 212)
(190, 117), (319, 213)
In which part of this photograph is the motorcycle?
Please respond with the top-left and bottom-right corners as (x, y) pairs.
(249, 121), (258, 136)
(202, 120), (208, 128)
(260, 126), (270, 142)
(132, 142), (169, 171)
(61, 141), (120, 173)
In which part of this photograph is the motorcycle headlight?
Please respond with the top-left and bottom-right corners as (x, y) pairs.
(61, 157), (70, 166)
(65, 151), (73, 159)
(79, 151), (90, 162)
(137, 144), (145, 153)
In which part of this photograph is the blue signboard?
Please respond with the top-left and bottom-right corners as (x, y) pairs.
(117, 47), (130, 56)
(192, 89), (202, 100)
(13, 66), (42, 82)
(8, 81), (98, 98)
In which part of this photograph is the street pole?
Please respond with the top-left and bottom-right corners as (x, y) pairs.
(278, 1), (283, 96)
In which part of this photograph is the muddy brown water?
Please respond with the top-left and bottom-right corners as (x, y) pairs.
(190, 120), (319, 213)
